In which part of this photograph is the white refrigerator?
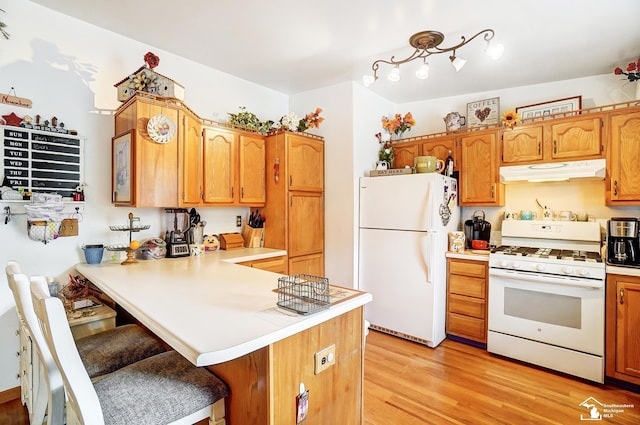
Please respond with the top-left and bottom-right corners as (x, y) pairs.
(358, 173), (460, 347)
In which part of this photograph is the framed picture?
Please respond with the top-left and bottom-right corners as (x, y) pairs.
(112, 130), (134, 204)
(466, 97), (500, 127)
(516, 96), (582, 119)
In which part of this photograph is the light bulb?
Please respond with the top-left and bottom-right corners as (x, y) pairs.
(486, 42), (504, 59)
(450, 55), (467, 72)
(363, 74), (376, 87)
(388, 66), (400, 82)
(415, 62), (429, 79)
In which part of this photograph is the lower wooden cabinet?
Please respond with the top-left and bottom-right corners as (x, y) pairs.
(237, 256), (286, 274)
(446, 257), (488, 344)
(606, 274), (640, 385)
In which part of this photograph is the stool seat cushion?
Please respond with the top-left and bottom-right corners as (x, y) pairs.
(92, 350), (229, 425)
(77, 324), (167, 378)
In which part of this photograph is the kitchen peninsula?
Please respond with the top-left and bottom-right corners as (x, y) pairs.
(76, 249), (371, 425)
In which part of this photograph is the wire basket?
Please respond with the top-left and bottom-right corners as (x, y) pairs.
(27, 220), (61, 243)
(277, 274), (330, 315)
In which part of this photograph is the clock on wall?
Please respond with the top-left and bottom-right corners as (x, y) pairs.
(146, 114), (176, 144)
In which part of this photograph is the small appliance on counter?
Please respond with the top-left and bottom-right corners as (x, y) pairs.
(164, 208), (190, 257)
(607, 217), (640, 266)
(464, 210), (491, 249)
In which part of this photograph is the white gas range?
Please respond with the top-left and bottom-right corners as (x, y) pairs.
(487, 220), (605, 383)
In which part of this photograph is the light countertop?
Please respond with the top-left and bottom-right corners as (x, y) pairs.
(445, 250), (490, 261)
(75, 248), (371, 367)
(606, 264), (640, 278)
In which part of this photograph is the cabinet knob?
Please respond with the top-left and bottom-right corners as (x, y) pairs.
(613, 180), (619, 196)
(553, 140), (557, 154)
(620, 287), (625, 304)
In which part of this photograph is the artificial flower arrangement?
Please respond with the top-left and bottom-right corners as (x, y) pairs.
(375, 132), (394, 164)
(501, 110), (521, 128)
(614, 57), (640, 82)
(228, 106), (275, 135)
(381, 112), (415, 139)
(279, 107), (324, 132)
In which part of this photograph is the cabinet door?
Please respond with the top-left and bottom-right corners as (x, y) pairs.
(239, 134), (266, 205)
(179, 111), (202, 206)
(550, 117), (602, 160)
(501, 125), (543, 164)
(393, 142), (419, 169)
(203, 127), (237, 204)
(615, 280), (640, 379)
(289, 253), (324, 277)
(287, 134), (324, 192)
(459, 131), (503, 206)
(420, 137), (457, 170)
(608, 111), (640, 204)
(288, 192), (324, 257)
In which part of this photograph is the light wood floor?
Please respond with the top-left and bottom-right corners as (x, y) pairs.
(364, 330), (640, 425)
(2, 331), (639, 424)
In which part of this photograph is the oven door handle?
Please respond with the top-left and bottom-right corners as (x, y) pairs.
(489, 268), (604, 289)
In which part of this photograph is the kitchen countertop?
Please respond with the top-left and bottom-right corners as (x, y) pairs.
(75, 248), (371, 367)
(606, 264), (640, 278)
(445, 250), (490, 261)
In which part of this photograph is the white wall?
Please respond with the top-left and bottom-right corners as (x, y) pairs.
(0, 0), (289, 391)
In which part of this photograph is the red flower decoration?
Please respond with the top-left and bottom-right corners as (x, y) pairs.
(613, 57), (640, 82)
(144, 52), (160, 69)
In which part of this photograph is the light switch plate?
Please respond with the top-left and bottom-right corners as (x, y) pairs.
(314, 344), (335, 374)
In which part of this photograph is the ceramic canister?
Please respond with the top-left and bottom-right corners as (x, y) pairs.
(448, 231), (465, 253)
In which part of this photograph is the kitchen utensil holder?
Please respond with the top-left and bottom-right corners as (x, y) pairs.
(242, 225), (264, 248)
(277, 274), (330, 315)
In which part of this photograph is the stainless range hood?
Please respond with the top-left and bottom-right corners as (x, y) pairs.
(499, 159), (606, 183)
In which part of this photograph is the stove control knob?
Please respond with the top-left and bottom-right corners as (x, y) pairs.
(577, 268), (590, 277)
(500, 260), (509, 268)
(535, 263), (546, 272)
(512, 261), (521, 269)
(562, 266), (574, 275)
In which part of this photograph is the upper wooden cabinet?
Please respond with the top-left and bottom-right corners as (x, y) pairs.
(179, 109), (203, 206)
(459, 130), (504, 206)
(202, 126), (266, 206)
(420, 136), (458, 171)
(114, 96), (180, 207)
(501, 116), (604, 165)
(607, 109), (640, 204)
(393, 142), (419, 169)
(287, 133), (324, 192)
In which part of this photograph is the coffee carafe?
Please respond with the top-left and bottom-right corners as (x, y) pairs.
(607, 217), (640, 266)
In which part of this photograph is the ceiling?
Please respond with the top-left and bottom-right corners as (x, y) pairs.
(29, 0), (640, 103)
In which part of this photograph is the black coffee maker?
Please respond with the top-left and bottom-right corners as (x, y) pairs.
(607, 217), (640, 266)
(464, 210), (492, 249)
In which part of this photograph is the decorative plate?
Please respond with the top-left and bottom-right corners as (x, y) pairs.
(147, 114), (176, 144)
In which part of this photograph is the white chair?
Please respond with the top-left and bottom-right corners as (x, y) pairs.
(31, 278), (229, 425)
(7, 269), (64, 425)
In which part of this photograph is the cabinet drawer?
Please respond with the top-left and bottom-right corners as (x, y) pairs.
(449, 260), (486, 278)
(449, 275), (486, 298)
(448, 293), (485, 319)
(446, 312), (486, 342)
(239, 256), (286, 274)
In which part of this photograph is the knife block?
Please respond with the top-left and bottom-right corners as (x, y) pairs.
(242, 225), (264, 248)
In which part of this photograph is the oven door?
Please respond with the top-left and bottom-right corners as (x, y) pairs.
(488, 268), (604, 356)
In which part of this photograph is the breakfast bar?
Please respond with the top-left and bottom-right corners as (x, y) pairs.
(75, 250), (372, 425)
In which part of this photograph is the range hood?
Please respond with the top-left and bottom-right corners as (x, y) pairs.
(499, 159), (606, 183)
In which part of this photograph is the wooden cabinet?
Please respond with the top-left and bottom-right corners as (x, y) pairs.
(178, 109), (203, 206)
(420, 136), (458, 172)
(393, 142), (419, 169)
(202, 127), (266, 206)
(459, 131), (504, 206)
(237, 256), (286, 274)
(606, 274), (640, 385)
(446, 257), (488, 344)
(607, 109), (640, 204)
(263, 131), (325, 276)
(501, 125), (543, 164)
(500, 116), (604, 165)
(113, 96), (179, 207)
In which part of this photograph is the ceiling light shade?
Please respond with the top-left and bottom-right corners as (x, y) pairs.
(387, 66), (400, 82)
(450, 55), (467, 72)
(363, 74), (376, 87)
(486, 42), (504, 59)
(415, 62), (429, 79)
(364, 28), (500, 86)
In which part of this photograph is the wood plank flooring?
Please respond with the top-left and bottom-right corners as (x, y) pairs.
(2, 330), (639, 424)
(364, 330), (640, 425)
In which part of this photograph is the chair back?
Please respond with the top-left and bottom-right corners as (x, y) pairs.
(31, 279), (105, 425)
(8, 273), (64, 425)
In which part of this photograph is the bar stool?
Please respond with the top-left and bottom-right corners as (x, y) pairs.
(31, 279), (229, 425)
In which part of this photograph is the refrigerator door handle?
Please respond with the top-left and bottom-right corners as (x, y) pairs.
(424, 231), (435, 284)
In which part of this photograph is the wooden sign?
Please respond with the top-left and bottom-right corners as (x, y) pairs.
(0, 93), (32, 108)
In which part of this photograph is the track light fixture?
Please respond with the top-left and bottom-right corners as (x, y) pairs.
(362, 29), (503, 87)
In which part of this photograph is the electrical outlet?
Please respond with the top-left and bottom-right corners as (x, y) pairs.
(236, 215), (242, 227)
(314, 344), (335, 375)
